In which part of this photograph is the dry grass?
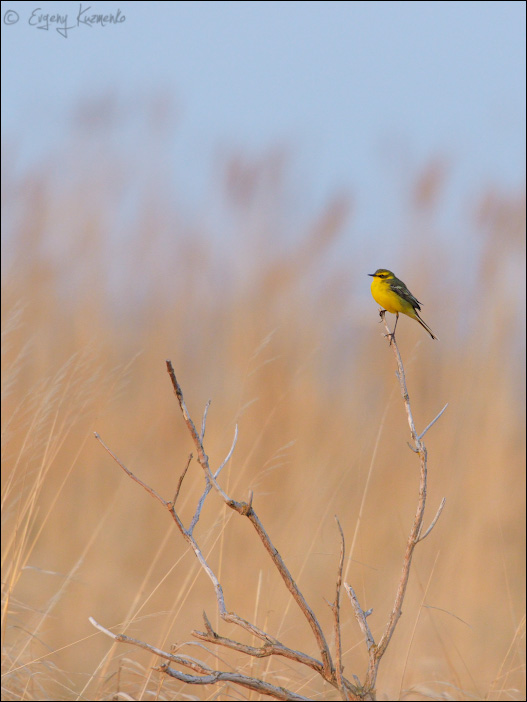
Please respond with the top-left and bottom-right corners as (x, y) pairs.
(1, 108), (525, 700)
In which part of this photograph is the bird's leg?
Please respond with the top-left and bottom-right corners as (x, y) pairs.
(381, 311), (398, 343)
(393, 312), (399, 335)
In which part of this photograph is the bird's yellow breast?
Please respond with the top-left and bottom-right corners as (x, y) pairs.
(370, 277), (413, 315)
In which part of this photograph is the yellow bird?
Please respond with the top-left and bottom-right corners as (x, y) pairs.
(368, 269), (437, 340)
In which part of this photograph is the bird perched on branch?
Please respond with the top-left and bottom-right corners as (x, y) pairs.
(368, 269), (437, 340)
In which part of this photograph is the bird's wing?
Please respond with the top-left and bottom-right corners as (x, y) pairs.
(389, 278), (422, 310)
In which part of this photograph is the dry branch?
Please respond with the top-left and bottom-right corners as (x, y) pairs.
(91, 339), (445, 700)
(90, 616), (309, 701)
(156, 662), (311, 701)
(344, 311), (447, 693)
(166, 360), (336, 682)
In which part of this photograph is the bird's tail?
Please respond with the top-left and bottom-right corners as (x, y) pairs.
(415, 311), (438, 340)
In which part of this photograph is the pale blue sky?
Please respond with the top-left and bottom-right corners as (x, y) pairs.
(2, 1), (525, 254)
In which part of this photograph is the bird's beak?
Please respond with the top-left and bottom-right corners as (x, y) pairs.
(368, 273), (375, 277)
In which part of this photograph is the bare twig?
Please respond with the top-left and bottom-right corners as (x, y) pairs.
(187, 473), (212, 535)
(89, 616), (209, 671)
(173, 453), (193, 505)
(417, 497), (447, 542)
(94, 432), (167, 507)
(215, 424), (238, 477)
(331, 517), (350, 701)
(418, 403), (449, 441)
(344, 583), (375, 652)
(200, 400), (211, 442)
(378, 312), (419, 443)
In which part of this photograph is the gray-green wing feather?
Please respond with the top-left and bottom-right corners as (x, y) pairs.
(389, 277), (422, 310)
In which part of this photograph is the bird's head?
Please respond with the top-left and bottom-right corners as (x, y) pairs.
(368, 269), (395, 279)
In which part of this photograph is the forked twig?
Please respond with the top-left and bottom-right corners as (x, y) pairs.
(89, 617), (309, 701)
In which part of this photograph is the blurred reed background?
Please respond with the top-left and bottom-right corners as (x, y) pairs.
(2, 99), (525, 701)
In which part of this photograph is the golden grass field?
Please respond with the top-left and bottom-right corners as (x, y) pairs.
(2, 129), (525, 700)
